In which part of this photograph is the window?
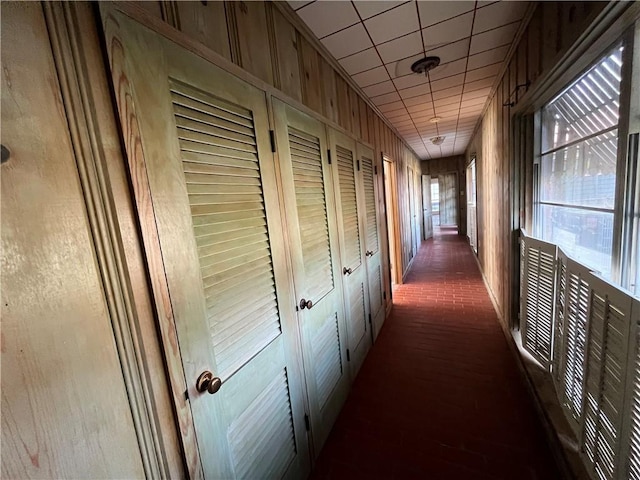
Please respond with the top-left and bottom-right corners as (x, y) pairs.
(536, 45), (623, 280)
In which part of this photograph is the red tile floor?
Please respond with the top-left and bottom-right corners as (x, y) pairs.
(310, 227), (561, 480)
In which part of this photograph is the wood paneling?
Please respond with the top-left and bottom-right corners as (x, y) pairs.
(175, 1), (231, 60)
(298, 33), (323, 113)
(320, 55), (338, 123)
(336, 74), (352, 132)
(270, 5), (301, 101)
(233, 1), (273, 84)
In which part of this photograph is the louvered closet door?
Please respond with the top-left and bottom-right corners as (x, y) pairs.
(330, 129), (372, 377)
(272, 100), (350, 454)
(104, 14), (309, 479)
(621, 299), (640, 479)
(358, 142), (385, 340)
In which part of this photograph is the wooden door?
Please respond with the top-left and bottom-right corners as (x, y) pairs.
(422, 175), (433, 240)
(439, 173), (458, 227)
(1, 4), (145, 477)
(358, 143), (386, 339)
(329, 129), (372, 376)
(272, 100), (351, 454)
(103, 13), (309, 479)
(408, 168), (418, 257)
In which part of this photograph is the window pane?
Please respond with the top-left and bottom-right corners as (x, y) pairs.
(541, 45), (622, 153)
(539, 204), (613, 278)
(540, 130), (618, 209)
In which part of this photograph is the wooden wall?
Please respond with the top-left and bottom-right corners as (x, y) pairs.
(465, 2), (608, 326)
(421, 155), (467, 236)
(133, 0), (423, 296)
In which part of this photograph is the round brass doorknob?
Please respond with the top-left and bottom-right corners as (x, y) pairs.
(196, 371), (222, 394)
(299, 298), (313, 310)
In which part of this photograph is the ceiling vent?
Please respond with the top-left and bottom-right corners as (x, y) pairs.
(410, 56), (441, 76)
(430, 136), (446, 146)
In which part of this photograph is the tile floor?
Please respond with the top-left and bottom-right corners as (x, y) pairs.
(310, 227), (561, 479)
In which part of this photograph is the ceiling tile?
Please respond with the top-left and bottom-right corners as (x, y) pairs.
(422, 12), (473, 50)
(467, 45), (509, 70)
(371, 91), (402, 105)
(461, 87), (492, 101)
(322, 23), (373, 59)
(377, 32), (424, 64)
(339, 48), (382, 75)
(363, 80), (397, 97)
(473, 1), (529, 34)
(288, 1), (314, 11)
(386, 108), (411, 120)
(399, 82), (431, 99)
(465, 62), (501, 83)
(393, 73), (430, 90)
(461, 96), (487, 108)
(417, 1), (475, 28)
(353, 1), (408, 20)
(404, 93), (433, 107)
(464, 76), (496, 93)
(470, 22), (519, 55)
(431, 73), (465, 92)
(432, 84), (463, 101)
(425, 38), (470, 65)
(297, 1), (359, 38)
(364, 2), (420, 44)
(428, 58), (467, 81)
(377, 101), (405, 113)
(407, 103), (434, 115)
(352, 66), (391, 87)
(434, 95), (461, 108)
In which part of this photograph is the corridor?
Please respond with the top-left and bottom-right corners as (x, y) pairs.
(310, 228), (560, 480)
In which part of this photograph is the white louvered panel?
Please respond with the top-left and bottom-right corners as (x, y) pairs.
(621, 299), (640, 479)
(361, 155), (379, 254)
(581, 277), (633, 480)
(349, 282), (367, 347)
(553, 251), (569, 386)
(171, 82), (281, 379)
(521, 235), (556, 367)
(369, 267), (382, 315)
(313, 313), (343, 409)
(335, 145), (362, 269)
(289, 127), (334, 302)
(227, 369), (296, 479)
(561, 259), (592, 431)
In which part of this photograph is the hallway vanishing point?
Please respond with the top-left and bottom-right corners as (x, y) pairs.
(311, 227), (560, 480)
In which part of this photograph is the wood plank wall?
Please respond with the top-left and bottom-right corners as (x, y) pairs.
(134, 0), (423, 297)
(421, 155), (467, 237)
(465, 1), (608, 326)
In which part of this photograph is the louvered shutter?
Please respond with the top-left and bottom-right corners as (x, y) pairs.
(580, 276), (633, 480)
(171, 82), (282, 379)
(520, 234), (557, 367)
(559, 257), (593, 433)
(335, 145), (362, 270)
(620, 299), (640, 479)
(361, 154), (379, 255)
(553, 249), (569, 387)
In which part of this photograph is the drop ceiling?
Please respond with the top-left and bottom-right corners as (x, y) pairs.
(288, 0), (530, 159)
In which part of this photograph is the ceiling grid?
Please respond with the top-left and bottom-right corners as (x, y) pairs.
(290, 0), (530, 159)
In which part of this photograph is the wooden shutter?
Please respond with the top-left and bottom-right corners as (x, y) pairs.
(289, 127), (335, 301)
(520, 234), (557, 367)
(335, 145), (362, 269)
(361, 154), (379, 254)
(621, 299), (640, 479)
(553, 249), (569, 386)
(581, 276), (633, 480)
(171, 81), (280, 379)
(560, 257), (593, 432)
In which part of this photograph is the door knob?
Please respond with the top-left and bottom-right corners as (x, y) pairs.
(365, 250), (373, 257)
(343, 267), (353, 275)
(196, 371), (222, 394)
(299, 298), (313, 310)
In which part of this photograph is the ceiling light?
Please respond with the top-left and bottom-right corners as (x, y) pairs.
(410, 56), (441, 76)
(430, 136), (445, 145)
(429, 117), (441, 123)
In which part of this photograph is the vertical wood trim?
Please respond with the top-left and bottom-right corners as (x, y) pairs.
(43, 3), (168, 478)
(225, 1), (241, 66)
(100, 4), (203, 478)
